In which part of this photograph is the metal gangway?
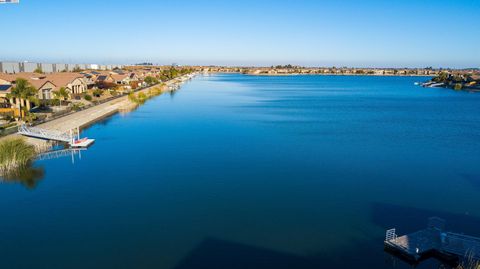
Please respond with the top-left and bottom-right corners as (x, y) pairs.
(18, 124), (77, 144)
(18, 125), (93, 147)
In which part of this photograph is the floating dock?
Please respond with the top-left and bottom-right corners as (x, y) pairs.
(70, 138), (95, 148)
(384, 217), (480, 264)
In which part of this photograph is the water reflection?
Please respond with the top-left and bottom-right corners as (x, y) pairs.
(170, 89), (179, 98)
(36, 148), (86, 163)
(0, 148), (86, 189)
(0, 164), (45, 189)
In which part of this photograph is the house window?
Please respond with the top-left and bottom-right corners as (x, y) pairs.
(42, 89), (50, 100)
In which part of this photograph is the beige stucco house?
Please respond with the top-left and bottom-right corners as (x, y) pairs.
(47, 73), (87, 96)
(36, 81), (56, 101)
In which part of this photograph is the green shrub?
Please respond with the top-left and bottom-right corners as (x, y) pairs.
(144, 76), (159, 85)
(50, 98), (61, 106)
(23, 112), (37, 123)
(128, 92), (149, 105)
(84, 94), (93, 101)
(71, 103), (83, 111)
(92, 89), (103, 97)
(128, 93), (137, 103)
(137, 92), (147, 101)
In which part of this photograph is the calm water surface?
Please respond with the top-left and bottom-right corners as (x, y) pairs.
(1, 74), (480, 269)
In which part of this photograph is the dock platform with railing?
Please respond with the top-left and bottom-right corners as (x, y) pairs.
(384, 217), (480, 264)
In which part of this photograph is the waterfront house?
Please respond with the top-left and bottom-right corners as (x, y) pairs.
(95, 74), (115, 84)
(94, 73), (116, 89)
(0, 83), (16, 117)
(0, 73), (56, 110)
(0, 72), (88, 108)
(111, 73), (130, 85)
(0, 74), (28, 112)
(80, 72), (101, 89)
(0, 82), (12, 108)
(111, 72), (140, 90)
(20, 75), (57, 102)
(36, 80), (57, 101)
(47, 73), (87, 96)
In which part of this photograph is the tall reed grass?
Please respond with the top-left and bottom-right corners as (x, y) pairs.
(460, 252), (480, 269)
(0, 138), (36, 175)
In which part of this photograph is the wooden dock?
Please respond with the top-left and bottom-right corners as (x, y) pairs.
(384, 217), (480, 264)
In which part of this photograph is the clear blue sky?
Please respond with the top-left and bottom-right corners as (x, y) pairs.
(0, 0), (478, 68)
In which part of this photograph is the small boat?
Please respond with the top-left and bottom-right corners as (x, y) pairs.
(428, 83), (445, 88)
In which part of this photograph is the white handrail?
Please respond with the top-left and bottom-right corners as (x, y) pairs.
(18, 124), (75, 143)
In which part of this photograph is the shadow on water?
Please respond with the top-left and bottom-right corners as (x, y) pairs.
(0, 164), (45, 189)
(174, 237), (322, 269)
(171, 202), (480, 269)
(172, 237), (445, 269)
(371, 202), (480, 237)
(170, 89), (178, 98)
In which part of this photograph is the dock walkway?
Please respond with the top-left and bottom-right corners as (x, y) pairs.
(384, 218), (480, 264)
(18, 125), (94, 148)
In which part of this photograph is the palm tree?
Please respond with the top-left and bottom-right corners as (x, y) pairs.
(53, 87), (69, 106)
(6, 78), (38, 120)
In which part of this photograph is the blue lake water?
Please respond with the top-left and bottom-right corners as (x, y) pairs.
(1, 73), (480, 269)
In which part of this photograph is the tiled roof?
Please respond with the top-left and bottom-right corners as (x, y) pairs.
(46, 73), (85, 88)
(111, 73), (129, 81)
(0, 73), (51, 89)
(0, 72), (84, 90)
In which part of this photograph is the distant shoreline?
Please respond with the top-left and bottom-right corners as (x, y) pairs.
(243, 73), (433, 77)
(207, 71), (433, 77)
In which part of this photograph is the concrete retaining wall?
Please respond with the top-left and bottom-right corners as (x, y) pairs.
(0, 61), (123, 73)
